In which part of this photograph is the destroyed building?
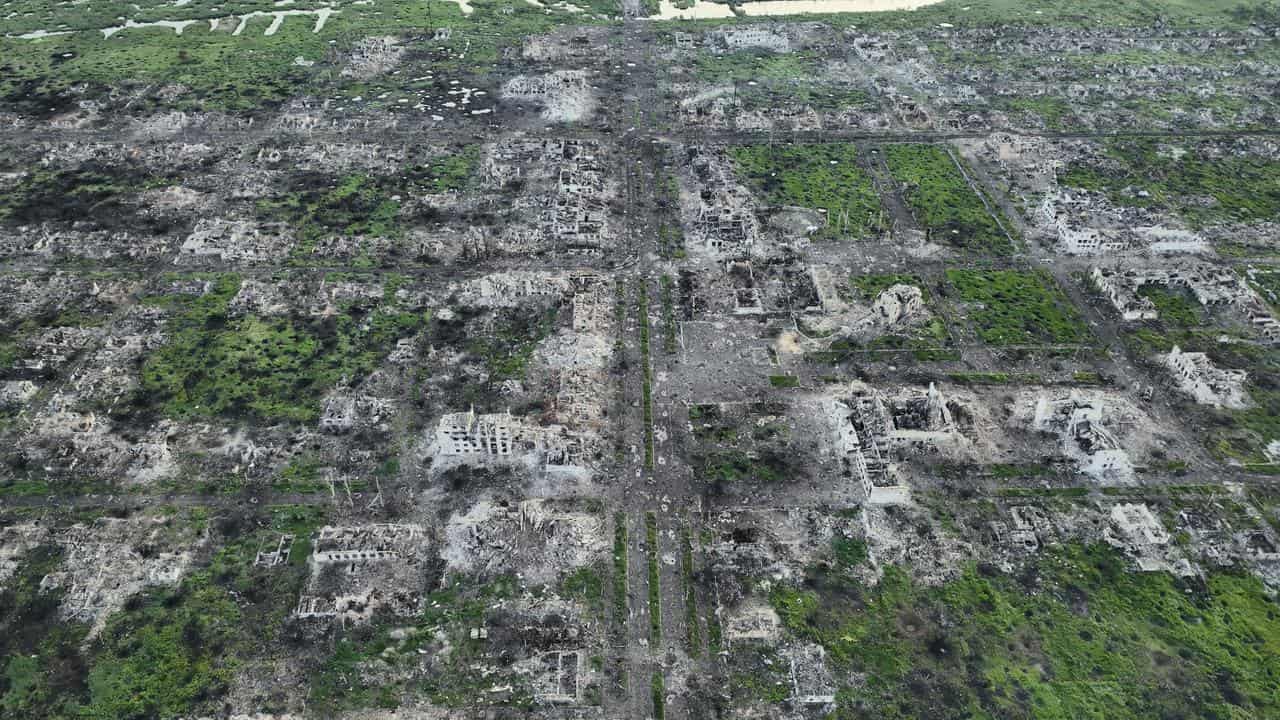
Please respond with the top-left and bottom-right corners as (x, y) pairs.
(433, 408), (586, 471)
(295, 524), (431, 622)
(1032, 391), (1133, 482)
(1162, 346), (1250, 409)
(4, 6), (1280, 720)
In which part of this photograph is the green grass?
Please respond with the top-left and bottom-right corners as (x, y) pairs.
(832, 536), (868, 568)
(1136, 284), (1203, 328)
(692, 51), (820, 84)
(560, 565), (605, 616)
(1001, 96), (1073, 130)
(729, 143), (882, 239)
(645, 512), (661, 648)
(728, 646), (791, 704)
(462, 306), (559, 387)
(1214, 389), (1280, 464)
(680, 527), (701, 656)
(701, 449), (787, 485)
(947, 371), (1042, 385)
(946, 269), (1090, 346)
(768, 375), (799, 388)
(612, 513), (628, 639)
(0, 0), (601, 115)
(0, 544), (88, 719)
(0, 505), (326, 719)
(309, 576), (533, 714)
(884, 144), (1015, 255)
(3, 0), (1271, 118)
(85, 574), (245, 719)
(1062, 139), (1280, 228)
(707, 603), (724, 657)
(771, 542), (1280, 719)
(801, 274), (955, 362)
(651, 671), (666, 720)
(734, 82), (873, 113)
(1127, 334), (1280, 464)
(639, 280), (654, 469)
(139, 274), (425, 423)
(257, 173), (401, 259)
(413, 145), (482, 194)
(272, 455), (329, 493)
(660, 275), (677, 355)
(1247, 269), (1280, 315)
(0, 166), (163, 227)
(988, 462), (1055, 479)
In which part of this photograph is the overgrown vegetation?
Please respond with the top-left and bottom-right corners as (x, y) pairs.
(0, 165), (171, 232)
(309, 575), (534, 714)
(0, 506), (324, 719)
(0, 545), (87, 719)
(770, 542), (1280, 719)
(139, 274), (425, 422)
(0, 1), (593, 115)
(645, 512), (661, 648)
(946, 269), (1090, 346)
(692, 404), (800, 490)
(1062, 139), (1280, 228)
(639, 280), (655, 469)
(1136, 283), (1203, 328)
(884, 144), (1015, 255)
(680, 526), (700, 656)
(651, 670), (666, 720)
(803, 273), (954, 363)
(728, 645), (791, 704)
(730, 143), (882, 239)
(660, 275), (677, 354)
(612, 512), (628, 640)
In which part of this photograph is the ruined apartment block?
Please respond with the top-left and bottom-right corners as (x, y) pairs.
(434, 408), (586, 471)
(1162, 346), (1250, 409)
(1092, 265), (1280, 340)
(295, 524), (429, 622)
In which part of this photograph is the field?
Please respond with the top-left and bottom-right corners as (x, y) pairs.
(1062, 140), (1280, 228)
(730, 143), (883, 239)
(884, 144), (1016, 255)
(772, 542), (1280, 719)
(947, 269), (1090, 346)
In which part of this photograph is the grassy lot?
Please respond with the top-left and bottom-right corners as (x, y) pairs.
(138, 273), (426, 423)
(0, 0), (604, 114)
(771, 542), (1280, 719)
(1121, 328), (1280, 465)
(1135, 283), (1203, 328)
(308, 575), (536, 714)
(883, 144), (1015, 255)
(692, 51), (821, 84)
(729, 143), (882, 239)
(946, 269), (1090, 345)
(1062, 139), (1280, 228)
(0, 506), (325, 719)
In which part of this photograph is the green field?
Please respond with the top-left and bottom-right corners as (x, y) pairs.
(884, 144), (1015, 255)
(138, 274), (425, 423)
(947, 269), (1090, 346)
(771, 542), (1280, 719)
(730, 143), (883, 239)
(1062, 140), (1280, 228)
